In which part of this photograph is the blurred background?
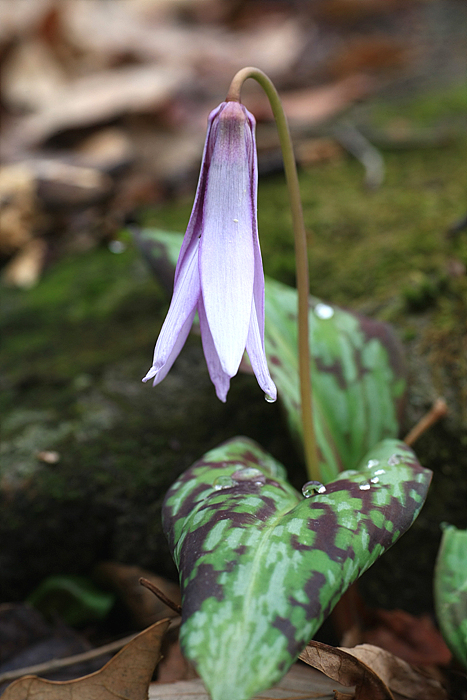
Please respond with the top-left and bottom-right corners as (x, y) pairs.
(1, 0), (466, 687)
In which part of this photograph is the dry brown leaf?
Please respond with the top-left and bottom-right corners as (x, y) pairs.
(300, 641), (448, 700)
(0, 164), (39, 255)
(16, 64), (189, 147)
(300, 641), (392, 700)
(344, 645), (447, 700)
(362, 609), (452, 667)
(2, 618), (170, 700)
(280, 75), (376, 125)
(1, 38), (68, 112)
(2, 238), (48, 289)
(0, 0), (53, 46)
(150, 661), (352, 699)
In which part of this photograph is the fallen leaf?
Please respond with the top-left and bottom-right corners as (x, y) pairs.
(299, 641), (447, 700)
(2, 618), (170, 699)
(155, 630), (197, 684)
(363, 609), (452, 666)
(149, 661), (352, 699)
(2, 238), (48, 289)
(0, 164), (38, 255)
(300, 641), (392, 700)
(344, 645), (447, 700)
(15, 64), (190, 147)
(1, 38), (67, 112)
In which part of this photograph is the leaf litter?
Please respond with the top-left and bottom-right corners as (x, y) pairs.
(2, 618), (170, 700)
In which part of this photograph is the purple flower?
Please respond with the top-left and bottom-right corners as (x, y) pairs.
(143, 101), (277, 403)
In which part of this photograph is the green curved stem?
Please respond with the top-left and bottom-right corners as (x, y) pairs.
(227, 67), (320, 482)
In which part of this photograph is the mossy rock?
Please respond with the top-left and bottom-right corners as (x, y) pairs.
(0, 243), (296, 601)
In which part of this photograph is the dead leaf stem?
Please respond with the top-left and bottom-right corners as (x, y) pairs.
(404, 398), (448, 446)
(139, 577), (182, 615)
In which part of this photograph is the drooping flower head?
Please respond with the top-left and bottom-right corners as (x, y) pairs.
(143, 101), (277, 403)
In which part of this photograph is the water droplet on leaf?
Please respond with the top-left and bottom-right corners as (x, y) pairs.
(213, 475), (235, 491)
(231, 467), (266, 485)
(314, 303), (334, 319)
(366, 459), (380, 469)
(302, 481), (327, 498)
(359, 483), (371, 490)
(374, 468), (386, 476)
(370, 476), (380, 484)
(388, 454), (402, 466)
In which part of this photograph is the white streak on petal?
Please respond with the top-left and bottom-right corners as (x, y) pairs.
(198, 297), (230, 402)
(246, 299), (277, 401)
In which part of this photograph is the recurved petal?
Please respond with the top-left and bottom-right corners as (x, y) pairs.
(143, 307), (197, 386)
(200, 102), (255, 377)
(245, 298), (277, 402)
(143, 241), (200, 381)
(198, 297), (231, 402)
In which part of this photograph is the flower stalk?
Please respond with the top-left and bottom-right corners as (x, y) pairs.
(227, 67), (320, 482)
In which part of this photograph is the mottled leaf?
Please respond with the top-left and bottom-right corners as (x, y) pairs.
(162, 436), (431, 700)
(434, 524), (467, 669)
(134, 228), (406, 482)
(264, 278), (406, 482)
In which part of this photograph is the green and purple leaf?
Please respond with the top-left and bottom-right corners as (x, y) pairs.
(135, 228), (406, 481)
(163, 436), (431, 700)
(434, 524), (467, 669)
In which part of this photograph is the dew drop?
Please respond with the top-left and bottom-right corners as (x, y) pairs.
(231, 467), (266, 485)
(366, 459), (380, 469)
(388, 454), (402, 466)
(370, 476), (380, 484)
(233, 218), (239, 223)
(374, 468), (385, 476)
(213, 475), (235, 491)
(264, 393), (276, 403)
(302, 480), (327, 498)
(314, 303), (334, 320)
(359, 483), (371, 491)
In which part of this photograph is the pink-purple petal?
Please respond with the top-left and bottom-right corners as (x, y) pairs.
(200, 103), (255, 376)
(198, 297), (231, 402)
(143, 307), (197, 386)
(144, 241), (200, 379)
(245, 299), (277, 401)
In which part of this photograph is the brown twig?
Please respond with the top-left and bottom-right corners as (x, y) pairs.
(404, 398), (448, 447)
(0, 633), (137, 684)
(139, 577), (182, 615)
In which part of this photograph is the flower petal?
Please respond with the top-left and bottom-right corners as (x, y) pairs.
(174, 105), (223, 287)
(143, 307), (197, 386)
(199, 102), (255, 377)
(143, 241), (200, 380)
(198, 297), (230, 402)
(246, 298), (277, 401)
